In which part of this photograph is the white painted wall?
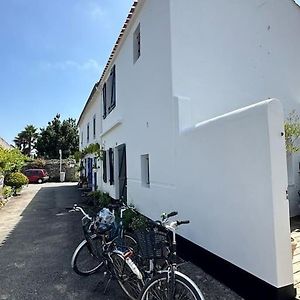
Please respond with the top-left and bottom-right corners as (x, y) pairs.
(170, 0), (300, 216)
(100, 0), (175, 199)
(132, 99), (293, 288)
(78, 0), (298, 289)
(78, 88), (102, 189)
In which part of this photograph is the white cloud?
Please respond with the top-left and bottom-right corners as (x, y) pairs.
(75, 1), (107, 21)
(89, 3), (106, 19)
(41, 59), (101, 71)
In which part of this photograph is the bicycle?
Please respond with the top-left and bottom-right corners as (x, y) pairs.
(70, 202), (144, 300)
(137, 213), (205, 300)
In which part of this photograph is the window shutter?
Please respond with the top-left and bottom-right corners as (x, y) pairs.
(103, 151), (107, 183)
(87, 123), (89, 143)
(110, 66), (116, 110)
(102, 84), (107, 119)
(93, 116), (96, 138)
(109, 148), (114, 185)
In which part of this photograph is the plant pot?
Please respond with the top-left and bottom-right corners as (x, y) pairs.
(291, 237), (297, 257)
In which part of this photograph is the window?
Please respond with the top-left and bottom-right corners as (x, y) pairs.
(103, 65), (116, 118)
(109, 148), (114, 185)
(81, 131), (83, 146)
(93, 115), (96, 139)
(87, 123), (90, 143)
(141, 154), (150, 187)
(133, 23), (141, 63)
(103, 151), (107, 183)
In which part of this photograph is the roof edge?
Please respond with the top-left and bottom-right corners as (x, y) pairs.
(77, 82), (100, 126)
(78, 0), (142, 126)
(99, 0), (141, 84)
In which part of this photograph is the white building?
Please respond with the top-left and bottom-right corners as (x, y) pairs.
(78, 83), (102, 190)
(78, 1), (300, 298)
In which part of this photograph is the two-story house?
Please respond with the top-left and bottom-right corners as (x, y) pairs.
(78, 1), (300, 299)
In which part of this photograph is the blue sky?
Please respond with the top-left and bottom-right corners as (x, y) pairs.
(0, 0), (133, 144)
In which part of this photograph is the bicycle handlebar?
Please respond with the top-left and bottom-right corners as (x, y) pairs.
(69, 204), (92, 220)
(167, 211), (178, 218)
(177, 220), (190, 226)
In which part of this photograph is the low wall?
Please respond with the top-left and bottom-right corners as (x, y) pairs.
(175, 99), (292, 288)
(24, 159), (78, 182)
(133, 99), (293, 297)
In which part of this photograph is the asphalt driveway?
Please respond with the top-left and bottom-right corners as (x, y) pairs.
(0, 183), (127, 300)
(0, 183), (242, 300)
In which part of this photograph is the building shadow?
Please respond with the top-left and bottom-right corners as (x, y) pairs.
(0, 183), (127, 300)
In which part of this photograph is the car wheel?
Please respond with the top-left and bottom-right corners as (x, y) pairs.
(37, 178), (43, 184)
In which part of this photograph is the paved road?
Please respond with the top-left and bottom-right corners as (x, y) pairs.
(0, 183), (242, 300)
(0, 183), (127, 300)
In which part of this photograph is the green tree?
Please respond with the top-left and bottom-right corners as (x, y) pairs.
(14, 125), (38, 156)
(36, 114), (79, 159)
(0, 148), (28, 175)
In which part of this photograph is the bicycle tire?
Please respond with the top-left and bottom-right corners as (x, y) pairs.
(138, 271), (205, 300)
(111, 233), (138, 253)
(71, 235), (104, 276)
(110, 252), (144, 300)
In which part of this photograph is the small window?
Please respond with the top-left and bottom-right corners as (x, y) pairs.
(81, 131), (83, 145)
(109, 148), (114, 185)
(93, 115), (96, 139)
(133, 23), (141, 63)
(103, 151), (107, 183)
(141, 154), (150, 187)
(87, 123), (90, 143)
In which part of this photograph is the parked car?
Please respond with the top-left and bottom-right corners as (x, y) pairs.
(24, 169), (49, 184)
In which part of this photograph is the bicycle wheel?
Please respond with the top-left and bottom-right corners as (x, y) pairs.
(139, 271), (205, 300)
(110, 252), (144, 300)
(110, 233), (139, 253)
(71, 235), (104, 276)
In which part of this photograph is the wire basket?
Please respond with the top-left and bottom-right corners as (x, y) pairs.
(135, 230), (169, 259)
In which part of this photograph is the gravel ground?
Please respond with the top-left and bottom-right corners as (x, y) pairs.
(0, 183), (243, 300)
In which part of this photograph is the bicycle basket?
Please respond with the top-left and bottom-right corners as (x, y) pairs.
(98, 208), (115, 225)
(135, 230), (169, 259)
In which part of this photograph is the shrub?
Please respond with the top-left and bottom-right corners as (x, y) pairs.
(122, 204), (149, 231)
(88, 190), (112, 209)
(4, 172), (28, 194)
(2, 186), (13, 199)
(130, 215), (148, 231)
(25, 158), (46, 169)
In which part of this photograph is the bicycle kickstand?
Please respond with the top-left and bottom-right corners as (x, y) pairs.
(103, 271), (113, 295)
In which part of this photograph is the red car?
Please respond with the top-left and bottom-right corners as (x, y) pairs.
(24, 169), (49, 184)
